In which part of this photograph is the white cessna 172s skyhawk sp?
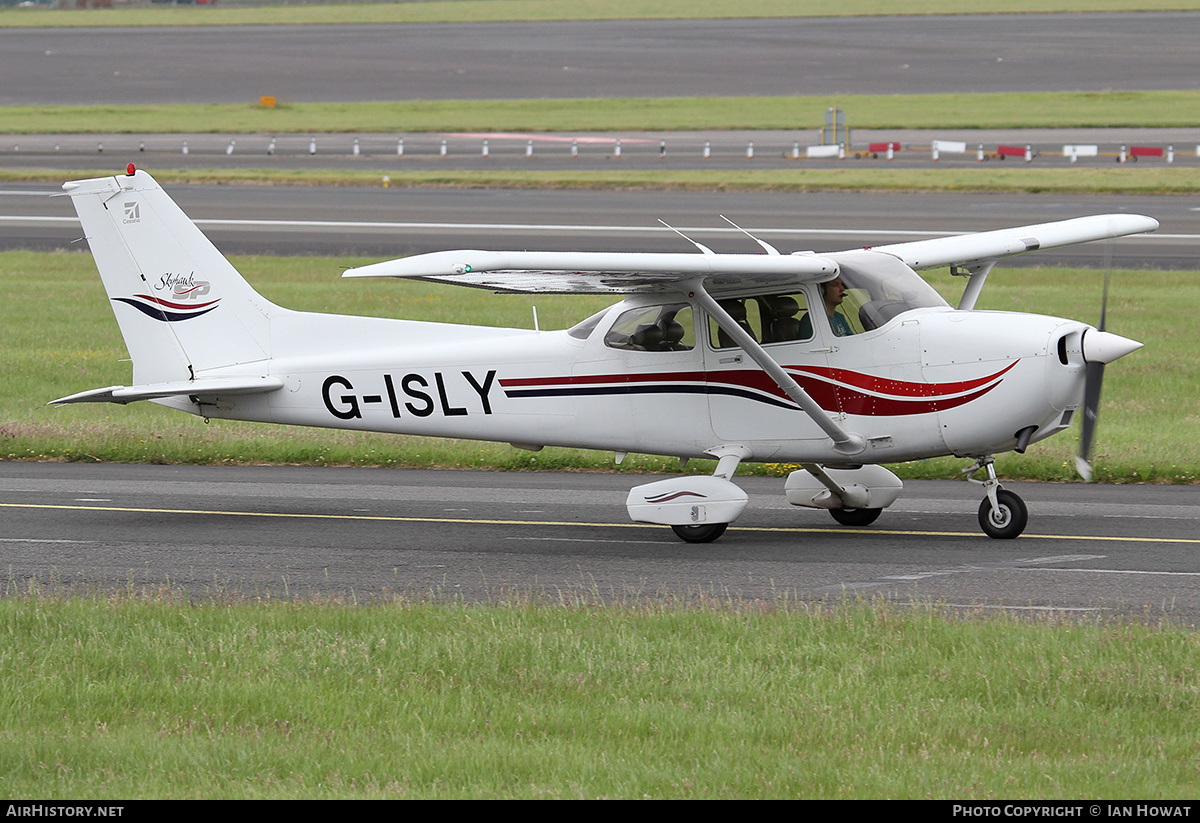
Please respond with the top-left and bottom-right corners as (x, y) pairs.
(54, 168), (1155, 542)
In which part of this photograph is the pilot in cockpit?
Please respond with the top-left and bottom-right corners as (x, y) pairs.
(799, 276), (855, 338)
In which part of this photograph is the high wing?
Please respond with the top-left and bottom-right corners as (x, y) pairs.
(866, 214), (1159, 270)
(343, 250), (840, 294)
(343, 214), (1158, 294)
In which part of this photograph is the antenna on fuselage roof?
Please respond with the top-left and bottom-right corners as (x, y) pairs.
(720, 215), (781, 256)
(658, 219), (715, 255)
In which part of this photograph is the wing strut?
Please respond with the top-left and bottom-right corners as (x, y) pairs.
(690, 281), (866, 456)
(952, 259), (998, 311)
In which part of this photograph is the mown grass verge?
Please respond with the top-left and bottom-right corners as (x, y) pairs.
(6, 91), (1200, 134)
(4, 250), (1195, 483)
(7, 166), (1200, 196)
(2, 590), (1198, 799)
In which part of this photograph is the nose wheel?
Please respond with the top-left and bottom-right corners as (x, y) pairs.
(967, 457), (1028, 539)
(978, 488), (1027, 539)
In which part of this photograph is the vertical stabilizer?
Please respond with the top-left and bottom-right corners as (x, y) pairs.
(63, 169), (277, 385)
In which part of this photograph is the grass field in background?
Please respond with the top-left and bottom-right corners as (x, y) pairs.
(9, 166), (1200, 196)
(4, 249), (1194, 483)
(6, 91), (1200, 134)
(4, 0), (1200, 28)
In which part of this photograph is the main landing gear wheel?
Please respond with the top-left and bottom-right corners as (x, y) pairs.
(671, 523), (728, 544)
(829, 507), (883, 527)
(978, 489), (1028, 539)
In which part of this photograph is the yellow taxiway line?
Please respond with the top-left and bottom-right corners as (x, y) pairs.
(3, 501), (1199, 544)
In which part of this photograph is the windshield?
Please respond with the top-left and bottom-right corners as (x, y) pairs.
(567, 309), (609, 340)
(833, 251), (949, 331)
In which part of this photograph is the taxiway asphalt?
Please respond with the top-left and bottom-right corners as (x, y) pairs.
(2, 462), (1198, 620)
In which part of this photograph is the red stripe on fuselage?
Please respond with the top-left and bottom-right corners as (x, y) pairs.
(500, 362), (1015, 415)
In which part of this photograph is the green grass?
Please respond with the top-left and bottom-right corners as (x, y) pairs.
(3, 250), (1195, 483)
(5, 0), (1200, 28)
(1, 592), (1198, 798)
(9, 167), (1200, 196)
(6, 90), (1200, 134)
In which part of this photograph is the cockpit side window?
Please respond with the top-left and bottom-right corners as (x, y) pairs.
(604, 303), (695, 352)
(800, 278), (865, 338)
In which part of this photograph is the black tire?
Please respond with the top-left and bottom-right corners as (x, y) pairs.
(978, 489), (1028, 539)
(670, 523), (728, 544)
(829, 507), (883, 527)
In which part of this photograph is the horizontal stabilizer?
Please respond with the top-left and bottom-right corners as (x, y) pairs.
(51, 376), (284, 406)
(869, 214), (1159, 270)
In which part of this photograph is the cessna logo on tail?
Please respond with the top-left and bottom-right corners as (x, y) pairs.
(122, 202), (140, 224)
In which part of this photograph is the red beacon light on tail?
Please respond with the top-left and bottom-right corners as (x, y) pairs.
(126, 163), (136, 176)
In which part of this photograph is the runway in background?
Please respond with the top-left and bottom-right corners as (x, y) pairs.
(5, 15), (1197, 106)
(1, 183), (1193, 266)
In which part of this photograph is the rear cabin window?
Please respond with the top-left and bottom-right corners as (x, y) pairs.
(603, 304), (695, 352)
(708, 293), (812, 349)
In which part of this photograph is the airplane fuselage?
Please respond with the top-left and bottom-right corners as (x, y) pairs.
(169, 297), (1089, 468)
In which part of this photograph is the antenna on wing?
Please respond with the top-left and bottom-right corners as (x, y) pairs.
(720, 215), (780, 255)
(658, 219), (715, 254)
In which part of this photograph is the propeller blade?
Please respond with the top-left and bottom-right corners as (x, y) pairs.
(1097, 262), (1110, 332)
(1075, 360), (1104, 481)
(1077, 248), (1112, 482)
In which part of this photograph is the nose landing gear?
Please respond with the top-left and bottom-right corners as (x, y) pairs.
(966, 457), (1028, 539)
